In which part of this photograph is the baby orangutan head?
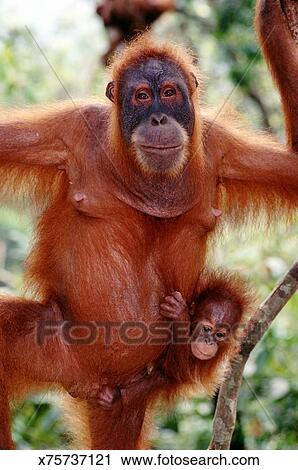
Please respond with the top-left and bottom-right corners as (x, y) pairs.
(190, 298), (240, 360)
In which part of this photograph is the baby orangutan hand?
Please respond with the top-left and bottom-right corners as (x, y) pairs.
(160, 291), (187, 319)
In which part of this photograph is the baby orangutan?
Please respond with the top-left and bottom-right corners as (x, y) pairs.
(161, 290), (236, 361)
(77, 273), (252, 410)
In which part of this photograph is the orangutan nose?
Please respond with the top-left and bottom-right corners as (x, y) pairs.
(151, 114), (168, 126)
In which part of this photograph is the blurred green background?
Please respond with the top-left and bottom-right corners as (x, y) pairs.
(0, 0), (297, 450)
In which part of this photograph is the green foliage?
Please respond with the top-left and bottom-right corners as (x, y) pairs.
(12, 396), (69, 450)
(0, 0), (297, 450)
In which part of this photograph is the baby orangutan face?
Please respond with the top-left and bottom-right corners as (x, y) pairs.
(190, 300), (239, 360)
(159, 291), (240, 361)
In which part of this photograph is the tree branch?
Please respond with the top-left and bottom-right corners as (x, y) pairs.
(209, 260), (298, 450)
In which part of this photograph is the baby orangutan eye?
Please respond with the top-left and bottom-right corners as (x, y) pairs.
(202, 325), (212, 333)
(215, 331), (226, 341)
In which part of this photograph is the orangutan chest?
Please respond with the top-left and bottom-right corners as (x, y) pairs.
(48, 200), (216, 323)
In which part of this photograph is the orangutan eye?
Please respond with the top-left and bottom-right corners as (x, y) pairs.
(136, 91), (150, 101)
(163, 87), (176, 97)
(202, 325), (212, 333)
(215, 332), (226, 341)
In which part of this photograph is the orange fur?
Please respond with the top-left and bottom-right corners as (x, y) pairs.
(0, 1), (297, 449)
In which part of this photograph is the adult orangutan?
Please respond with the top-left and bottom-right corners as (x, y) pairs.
(0, 0), (297, 449)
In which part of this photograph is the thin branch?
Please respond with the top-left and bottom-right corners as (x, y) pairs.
(209, 260), (298, 450)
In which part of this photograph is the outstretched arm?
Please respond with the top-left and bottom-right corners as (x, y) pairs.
(256, 0), (298, 151)
(204, 1), (298, 224)
(0, 102), (108, 207)
(0, 105), (72, 166)
(0, 101), (107, 167)
(204, 116), (298, 224)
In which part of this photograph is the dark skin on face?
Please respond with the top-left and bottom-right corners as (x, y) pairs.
(106, 58), (197, 174)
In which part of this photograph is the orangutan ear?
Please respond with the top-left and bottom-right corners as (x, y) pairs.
(191, 73), (199, 89)
(105, 81), (115, 103)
